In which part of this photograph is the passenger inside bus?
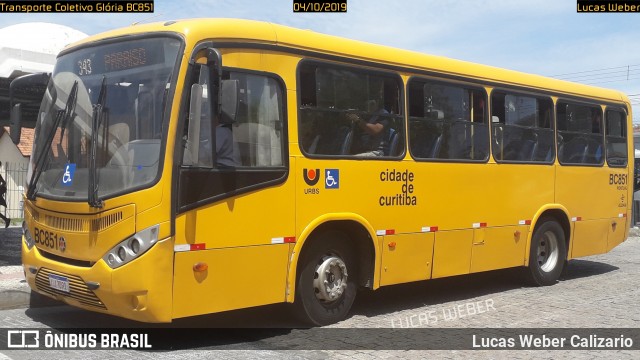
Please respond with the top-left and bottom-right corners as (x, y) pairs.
(346, 99), (389, 157)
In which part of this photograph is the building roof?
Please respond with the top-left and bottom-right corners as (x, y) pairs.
(1, 126), (34, 157)
(0, 22), (87, 123)
(0, 22), (88, 77)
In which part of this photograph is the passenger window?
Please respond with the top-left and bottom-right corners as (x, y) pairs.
(491, 92), (554, 162)
(227, 72), (285, 167)
(606, 109), (628, 167)
(408, 79), (488, 161)
(182, 69), (285, 168)
(557, 102), (604, 165)
(178, 67), (288, 210)
(298, 63), (404, 158)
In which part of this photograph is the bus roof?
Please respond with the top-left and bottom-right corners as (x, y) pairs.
(67, 18), (628, 105)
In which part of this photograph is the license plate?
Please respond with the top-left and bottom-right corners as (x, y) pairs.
(48, 274), (70, 293)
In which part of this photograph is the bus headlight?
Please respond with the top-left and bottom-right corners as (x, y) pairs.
(22, 221), (35, 250)
(103, 224), (159, 269)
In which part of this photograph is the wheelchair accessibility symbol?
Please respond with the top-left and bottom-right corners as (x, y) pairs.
(61, 163), (76, 187)
(325, 169), (339, 189)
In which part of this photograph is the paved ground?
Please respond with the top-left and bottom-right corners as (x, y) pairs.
(0, 226), (638, 358)
(0, 227), (28, 311)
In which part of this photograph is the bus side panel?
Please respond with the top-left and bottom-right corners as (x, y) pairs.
(570, 219), (609, 258)
(171, 169), (296, 318)
(172, 245), (289, 319)
(379, 232), (434, 286)
(432, 230), (472, 278)
(607, 215), (627, 252)
(606, 167), (631, 252)
(557, 166), (624, 258)
(471, 225), (528, 273)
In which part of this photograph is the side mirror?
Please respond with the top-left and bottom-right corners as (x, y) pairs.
(8, 72), (50, 143)
(185, 83), (203, 164)
(220, 79), (239, 124)
(10, 104), (22, 145)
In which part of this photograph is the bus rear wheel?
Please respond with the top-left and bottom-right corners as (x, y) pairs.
(294, 231), (357, 326)
(526, 218), (567, 286)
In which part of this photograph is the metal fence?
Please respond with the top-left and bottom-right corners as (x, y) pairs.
(1, 161), (28, 221)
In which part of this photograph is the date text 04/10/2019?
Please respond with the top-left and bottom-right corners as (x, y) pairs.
(293, 1), (347, 13)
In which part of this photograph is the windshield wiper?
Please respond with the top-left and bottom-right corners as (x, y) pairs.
(88, 76), (108, 208)
(27, 81), (78, 201)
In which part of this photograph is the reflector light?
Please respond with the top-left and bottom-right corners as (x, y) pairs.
(190, 243), (205, 251)
(272, 237), (296, 244)
(376, 229), (396, 236)
(193, 262), (208, 272)
(421, 226), (438, 232)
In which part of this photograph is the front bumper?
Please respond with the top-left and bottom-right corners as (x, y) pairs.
(22, 236), (174, 323)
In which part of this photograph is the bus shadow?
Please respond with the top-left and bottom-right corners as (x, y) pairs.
(25, 303), (299, 350)
(23, 259), (619, 350)
(560, 259), (619, 281)
(349, 259), (619, 319)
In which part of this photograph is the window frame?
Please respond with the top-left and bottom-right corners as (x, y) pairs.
(489, 89), (556, 165)
(556, 99), (605, 167)
(176, 64), (289, 213)
(604, 106), (629, 168)
(296, 59), (406, 160)
(406, 76), (490, 163)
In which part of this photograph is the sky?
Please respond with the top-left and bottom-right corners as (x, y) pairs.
(1, 0), (639, 121)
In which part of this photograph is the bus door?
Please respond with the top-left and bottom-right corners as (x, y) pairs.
(172, 49), (294, 318)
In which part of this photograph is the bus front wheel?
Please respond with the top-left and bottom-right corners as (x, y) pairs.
(527, 218), (567, 286)
(294, 231), (357, 326)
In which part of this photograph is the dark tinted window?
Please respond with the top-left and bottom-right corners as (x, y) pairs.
(557, 102), (603, 165)
(298, 63), (404, 158)
(491, 92), (554, 162)
(606, 109), (627, 167)
(408, 79), (488, 161)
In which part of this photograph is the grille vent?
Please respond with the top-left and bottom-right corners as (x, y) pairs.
(35, 268), (106, 310)
(26, 207), (123, 233)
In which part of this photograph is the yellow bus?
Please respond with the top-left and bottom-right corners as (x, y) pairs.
(16, 19), (633, 326)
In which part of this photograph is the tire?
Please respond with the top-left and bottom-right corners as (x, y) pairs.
(294, 231), (357, 326)
(526, 218), (567, 286)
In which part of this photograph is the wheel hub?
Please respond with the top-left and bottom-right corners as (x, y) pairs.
(537, 230), (559, 273)
(313, 255), (348, 302)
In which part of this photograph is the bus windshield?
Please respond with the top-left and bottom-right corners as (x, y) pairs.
(29, 36), (181, 203)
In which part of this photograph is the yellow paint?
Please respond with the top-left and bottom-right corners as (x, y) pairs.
(432, 230), (473, 278)
(471, 226), (528, 273)
(172, 245), (289, 319)
(571, 220), (610, 258)
(379, 233), (434, 286)
(20, 19), (632, 323)
(22, 236), (174, 322)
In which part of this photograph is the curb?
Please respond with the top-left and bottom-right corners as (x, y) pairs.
(0, 289), (31, 310)
(0, 267), (63, 310)
(0, 269), (30, 310)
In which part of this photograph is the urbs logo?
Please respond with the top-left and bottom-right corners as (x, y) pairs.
(303, 168), (320, 186)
